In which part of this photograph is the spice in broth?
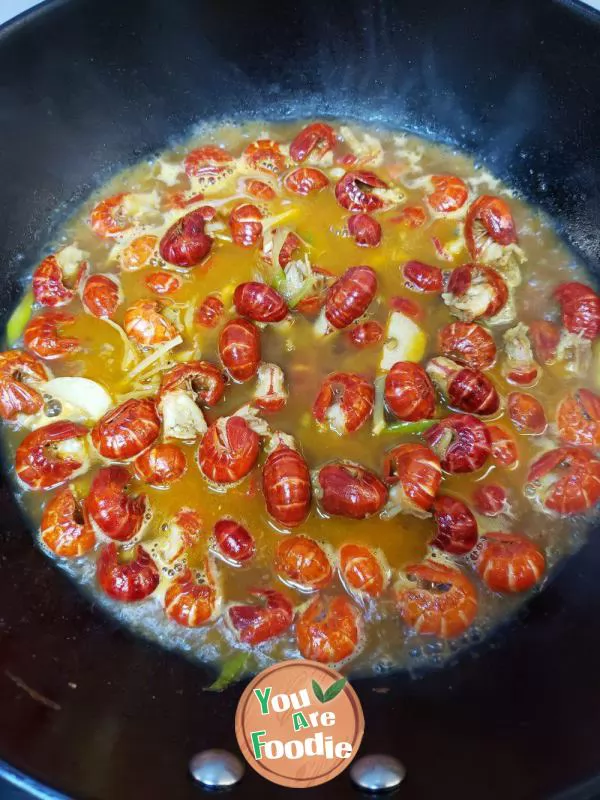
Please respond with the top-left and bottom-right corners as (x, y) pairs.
(3, 120), (600, 679)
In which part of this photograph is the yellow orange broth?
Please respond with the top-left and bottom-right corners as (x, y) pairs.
(3, 121), (598, 677)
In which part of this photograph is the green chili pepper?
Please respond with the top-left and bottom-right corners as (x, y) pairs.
(272, 273), (288, 295)
(6, 291), (33, 345)
(383, 418), (439, 436)
(288, 274), (316, 308)
(262, 262), (287, 295)
(204, 651), (249, 692)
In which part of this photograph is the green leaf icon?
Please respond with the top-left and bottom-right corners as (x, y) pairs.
(323, 677), (347, 702)
(312, 677), (347, 703)
(312, 679), (326, 703)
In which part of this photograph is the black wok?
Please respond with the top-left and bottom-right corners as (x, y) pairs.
(1, 0), (600, 797)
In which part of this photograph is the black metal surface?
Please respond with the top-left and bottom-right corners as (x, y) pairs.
(1, 0), (600, 797)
